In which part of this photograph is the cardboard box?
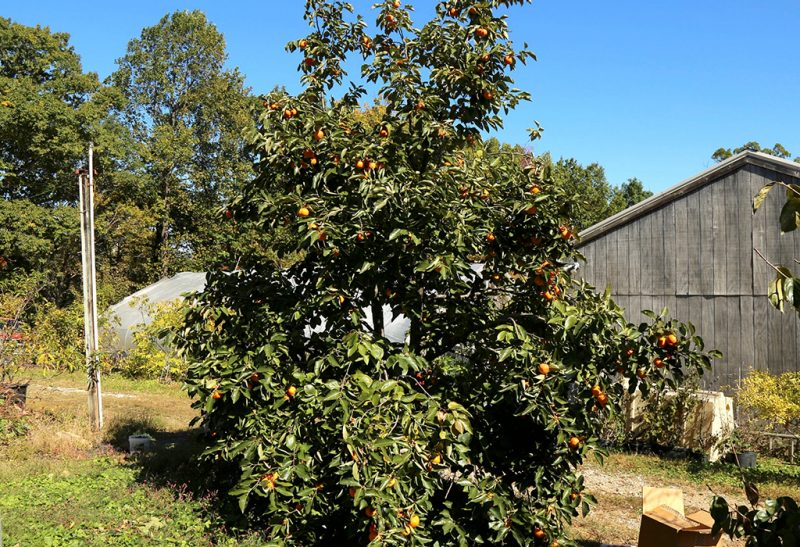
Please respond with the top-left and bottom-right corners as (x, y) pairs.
(638, 487), (722, 547)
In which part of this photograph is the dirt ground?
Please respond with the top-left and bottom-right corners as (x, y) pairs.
(572, 464), (744, 546)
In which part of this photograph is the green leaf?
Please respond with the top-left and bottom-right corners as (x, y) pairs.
(388, 228), (407, 241)
(238, 493), (249, 513)
(754, 182), (776, 212)
(779, 197), (800, 232)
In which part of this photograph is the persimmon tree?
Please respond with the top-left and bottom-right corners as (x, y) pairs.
(178, 1), (716, 544)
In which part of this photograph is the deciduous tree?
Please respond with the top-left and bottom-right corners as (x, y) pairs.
(0, 17), (125, 204)
(712, 141), (798, 163)
(112, 10), (255, 275)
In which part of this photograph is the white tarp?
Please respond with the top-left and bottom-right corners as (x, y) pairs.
(105, 263), (491, 351)
(105, 272), (206, 351)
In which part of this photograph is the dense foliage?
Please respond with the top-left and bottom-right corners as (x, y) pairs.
(112, 10), (256, 276)
(738, 371), (800, 430)
(0, 17), (125, 204)
(712, 142), (799, 164)
(178, 1), (717, 544)
(543, 155), (652, 230)
(0, 12), (255, 316)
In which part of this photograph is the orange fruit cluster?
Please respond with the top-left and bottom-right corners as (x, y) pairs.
(657, 332), (679, 348)
(591, 385), (608, 407)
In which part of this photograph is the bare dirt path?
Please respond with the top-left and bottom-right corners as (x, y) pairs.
(35, 385), (138, 398)
(572, 463), (744, 546)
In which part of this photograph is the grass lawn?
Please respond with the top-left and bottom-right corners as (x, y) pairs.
(1, 456), (227, 545)
(0, 370), (262, 546)
(2, 370), (799, 545)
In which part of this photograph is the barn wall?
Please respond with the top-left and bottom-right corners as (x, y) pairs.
(580, 163), (800, 390)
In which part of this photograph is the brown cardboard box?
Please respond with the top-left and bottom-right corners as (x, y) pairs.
(638, 488), (722, 547)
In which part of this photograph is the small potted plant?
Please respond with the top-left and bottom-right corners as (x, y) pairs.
(723, 430), (757, 468)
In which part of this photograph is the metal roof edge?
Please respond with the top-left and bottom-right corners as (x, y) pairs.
(578, 150), (800, 245)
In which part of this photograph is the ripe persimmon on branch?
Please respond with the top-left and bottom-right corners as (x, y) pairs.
(177, 1), (718, 544)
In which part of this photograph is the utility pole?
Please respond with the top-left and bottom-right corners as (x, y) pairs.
(79, 142), (103, 429)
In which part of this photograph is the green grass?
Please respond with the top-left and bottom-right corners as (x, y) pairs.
(0, 456), (257, 546)
(597, 450), (800, 499)
(0, 369), (237, 545)
(25, 367), (185, 397)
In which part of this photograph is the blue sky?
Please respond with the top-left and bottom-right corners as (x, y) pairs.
(5, 0), (799, 193)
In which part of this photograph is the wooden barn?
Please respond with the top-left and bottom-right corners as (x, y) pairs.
(578, 150), (800, 391)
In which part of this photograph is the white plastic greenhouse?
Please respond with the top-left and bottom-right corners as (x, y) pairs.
(104, 270), (420, 351)
(105, 272), (206, 351)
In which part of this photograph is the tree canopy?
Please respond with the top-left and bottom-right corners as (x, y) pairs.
(112, 10), (255, 275)
(712, 141), (799, 164)
(0, 17), (125, 204)
(178, 1), (715, 544)
(543, 155), (652, 230)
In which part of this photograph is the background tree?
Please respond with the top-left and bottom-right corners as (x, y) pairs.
(112, 10), (255, 276)
(608, 177), (652, 214)
(0, 17), (157, 312)
(712, 141), (799, 163)
(179, 1), (716, 544)
(0, 17), (127, 204)
(540, 155), (651, 230)
(0, 199), (79, 305)
(546, 156), (613, 229)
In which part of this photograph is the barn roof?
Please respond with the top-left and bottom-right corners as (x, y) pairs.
(579, 150), (800, 244)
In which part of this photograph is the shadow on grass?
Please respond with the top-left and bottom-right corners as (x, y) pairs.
(103, 412), (163, 449)
(104, 414), (253, 533)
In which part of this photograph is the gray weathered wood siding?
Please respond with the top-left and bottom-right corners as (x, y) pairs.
(579, 161), (800, 390)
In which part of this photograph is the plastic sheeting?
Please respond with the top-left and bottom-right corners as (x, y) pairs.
(105, 272), (206, 351)
(105, 264), (491, 351)
(103, 271), (410, 351)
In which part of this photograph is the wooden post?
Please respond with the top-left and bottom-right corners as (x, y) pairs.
(79, 143), (103, 429)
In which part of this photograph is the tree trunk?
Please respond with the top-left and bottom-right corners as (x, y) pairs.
(371, 287), (385, 338)
(159, 176), (170, 277)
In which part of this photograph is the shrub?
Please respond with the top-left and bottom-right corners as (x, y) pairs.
(738, 370), (800, 430)
(178, 1), (718, 544)
(29, 300), (84, 372)
(113, 299), (186, 380)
